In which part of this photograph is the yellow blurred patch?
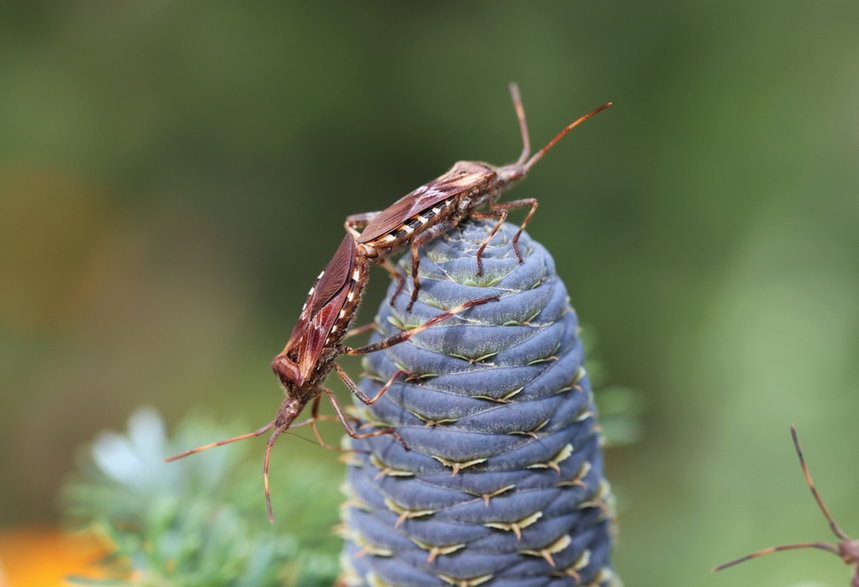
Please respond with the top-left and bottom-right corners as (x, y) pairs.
(0, 167), (113, 334)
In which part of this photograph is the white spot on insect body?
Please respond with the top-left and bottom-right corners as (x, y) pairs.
(317, 271), (325, 279)
(347, 292), (354, 301)
(402, 224), (415, 235)
(416, 215), (429, 225)
(338, 309), (347, 318)
(383, 234), (396, 243)
(352, 269), (360, 280)
(431, 206), (442, 215)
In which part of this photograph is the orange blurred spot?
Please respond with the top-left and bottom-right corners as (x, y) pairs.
(0, 527), (110, 587)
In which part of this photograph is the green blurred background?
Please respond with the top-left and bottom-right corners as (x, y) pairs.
(1, 1), (857, 585)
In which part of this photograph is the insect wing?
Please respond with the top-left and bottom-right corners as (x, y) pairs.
(281, 234), (355, 364)
(308, 234), (356, 316)
(358, 166), (495, 243)
(298, 285), (349, 376)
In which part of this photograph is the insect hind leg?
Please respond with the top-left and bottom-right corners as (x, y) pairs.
(343, 294), (499, 356)
(790, 424), (851, 541)
(713, 425), (852, 574)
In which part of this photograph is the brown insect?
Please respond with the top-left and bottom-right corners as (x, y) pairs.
(714, 425), (859, 586)
(166, 234), (496, 522)
(346, 82), (612, 310)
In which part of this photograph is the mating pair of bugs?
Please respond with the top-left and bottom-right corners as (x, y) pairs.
(166, 84), (612, 522)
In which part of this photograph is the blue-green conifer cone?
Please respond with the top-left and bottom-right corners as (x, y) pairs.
(339, 219), (617, 587)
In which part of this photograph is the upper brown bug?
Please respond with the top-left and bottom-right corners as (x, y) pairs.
(345, 82), (612, 310)
(166, 234), (497, 522)
(714, 425), (859, 586)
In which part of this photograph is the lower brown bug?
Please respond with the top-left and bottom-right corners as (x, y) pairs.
(714, 425), (859, 586)
(166, 234), (497, 522)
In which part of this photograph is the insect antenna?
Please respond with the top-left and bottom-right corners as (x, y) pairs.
(508, 82), (532, 167)
(164, 419), (277, 462)
(713, 425), (846, 573)
(264, 424), (287, 523)
(523, 101), (613, 174)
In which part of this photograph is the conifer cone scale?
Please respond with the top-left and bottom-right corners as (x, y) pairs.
(340, 219), (617, 587)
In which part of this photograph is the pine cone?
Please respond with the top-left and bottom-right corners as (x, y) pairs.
(339, 219), (617, 587)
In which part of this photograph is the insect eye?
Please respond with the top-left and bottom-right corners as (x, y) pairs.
(286, 351), (297, 362)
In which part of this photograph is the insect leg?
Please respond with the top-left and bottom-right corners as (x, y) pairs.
(344, 322), (379, 339)
(404, 217), (461, 311)
(343, 295), (499, 355)
(490, 198), (538, 264)
(470, 208), (508, 276)
(303, 394), (360, 451)
(377, 257), (408, 306)
(713, 542), (840, 572)
(713, 426), (849, 573)
(292, 413), (362, 429)
(318, 386), (406, 447)
(333, 362), (408, 405)
(790, 424), (850, 541)
(345, 211), (381, 236)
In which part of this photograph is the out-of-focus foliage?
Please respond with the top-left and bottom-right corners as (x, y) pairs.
(1, 1), (857, 586)
(62, 409), (341, 586)
(583, 329), (646, 448)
